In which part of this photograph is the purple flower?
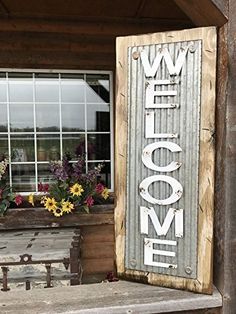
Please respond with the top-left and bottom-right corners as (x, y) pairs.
(50, 161), (69, 181)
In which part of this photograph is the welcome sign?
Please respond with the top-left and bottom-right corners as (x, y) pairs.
(115, 27), (217, 294)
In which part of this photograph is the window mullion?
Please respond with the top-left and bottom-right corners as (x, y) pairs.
(84, 74), (88, 173)
(6, 73), (12, 187)
(59, 74), (63, 160)
(109, 72), (114, 191)
(33, 73), (38, 192)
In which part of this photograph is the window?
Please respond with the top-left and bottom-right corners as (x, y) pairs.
(0, 71), (113, 193)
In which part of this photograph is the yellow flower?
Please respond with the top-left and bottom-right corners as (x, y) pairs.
(28, 193), (34, 206)
(53, 207), (64, 217)
(70, 183), (84, 197)
(101, 188), (109, 200)
(61, 201), (74, 213)
(44, 197), (57, 212)
(40, 196), (47, 205)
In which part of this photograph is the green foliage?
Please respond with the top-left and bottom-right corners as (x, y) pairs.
(0, 159), (15, 216)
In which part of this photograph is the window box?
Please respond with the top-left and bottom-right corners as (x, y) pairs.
(0, 203), (115, 230)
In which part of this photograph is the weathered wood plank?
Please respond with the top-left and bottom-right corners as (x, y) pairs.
(214, 1), (236, 311)
(82, 258), (114, 274)
(0, 17), (192, 36)
(174, 0), (228, 26)
(0, 50), (115, 70)
(0, 281), (222, 314)
(0, 207), (114, 230)
(81, 242), (114, 259)
(81, 225), (114, 244)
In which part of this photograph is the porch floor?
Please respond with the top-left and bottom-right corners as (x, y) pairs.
(0, 280), (222, 314)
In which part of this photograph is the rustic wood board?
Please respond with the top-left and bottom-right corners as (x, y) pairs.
(115, 27), (217, 294)
(0, 207), (114, 230)
(0, 281), (222, 314)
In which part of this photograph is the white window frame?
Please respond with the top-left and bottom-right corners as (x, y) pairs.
(0, 68), (114, 194)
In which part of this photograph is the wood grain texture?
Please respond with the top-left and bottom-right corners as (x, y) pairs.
(115, 27), (217, 294)
(0, 281), (222, 314)
(0, 206), (114, 230)
(217, 0), (236, 311)
(0, 18), (193, 70)
(174, 0), (228, 26)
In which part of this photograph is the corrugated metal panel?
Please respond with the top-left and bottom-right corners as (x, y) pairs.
(125, 40), (201, 279)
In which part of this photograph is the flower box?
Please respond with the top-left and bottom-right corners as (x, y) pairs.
(0, 204), (115, 230)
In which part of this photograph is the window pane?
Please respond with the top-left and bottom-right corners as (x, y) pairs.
(88, 162), (111, 188)
(9, 103), (34, 132)
(11, 134), (35, 162)
(86, 74), (110, 103)
(62, 103), (85, 132)
(0, 135), (8, 159)
(87, 134), (110, 160)
(61, 77), (85, 103)
(62, 134), (85, 159)
(35, 80), (59, 102)
(36, 103), (60, 132)
(37, 134), (60, 161)
(0, 103), (7, 132)
(87, 104), (110, 132)
(9, 80), (33, 102)
(37, 163), (55, 185)
(0, 80), (7, 102)
(12, 164), (35, 192)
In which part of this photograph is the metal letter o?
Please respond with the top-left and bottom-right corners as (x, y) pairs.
(139, 175), (183, 205)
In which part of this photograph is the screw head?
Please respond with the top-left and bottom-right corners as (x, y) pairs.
(185, 266), (192, 275)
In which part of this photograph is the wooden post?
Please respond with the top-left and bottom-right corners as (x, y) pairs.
(70, 232), (82, 285)
(214, 0), (236, 312)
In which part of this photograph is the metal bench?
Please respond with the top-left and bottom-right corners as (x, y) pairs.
(0, 228), (82, 291)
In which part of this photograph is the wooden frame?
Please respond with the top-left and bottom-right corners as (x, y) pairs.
(115, 27), (217, 294)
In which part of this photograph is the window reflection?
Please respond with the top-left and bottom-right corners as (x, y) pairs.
(87, 134), (110, 160)
(0, 103), (7, 132)
(37, 135), (60, 161)
(61, 77), (85, 103)
(87, 104), (110, 132)
(11, 134), (35, 162)
(0, 135), (8, 159)
(36, 103), (60, 132)
(37, 163), (55, 185)
(0, 81), (7, 102)
(62, 103), (85, 132)
(62, 134), (85, 159)
(35, 80), (59, 102)
(10, 103), (34, 132)
(1, 72), (112, 192)
(9, 80), (33, 102)
(86, 74), (110, 103)
(12, 164), (35, 192)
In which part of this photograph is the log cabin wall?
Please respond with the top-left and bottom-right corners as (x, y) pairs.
(0, 0), (194, 285)
(0, 0), (194, 70)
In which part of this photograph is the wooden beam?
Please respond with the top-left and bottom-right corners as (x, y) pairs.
(214, 0), (236, 311)
(0, 32), (115, 54)
(0, 0), (9, 17)
(0, 17), (192, 37)
(174, 0), (228, 26)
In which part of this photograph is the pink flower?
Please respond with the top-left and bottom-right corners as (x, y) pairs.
(38, 182), (49, 192)
(96, 183), (104, 194)
(85, 196), (94, 207)
(15, 194), (23, 206)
